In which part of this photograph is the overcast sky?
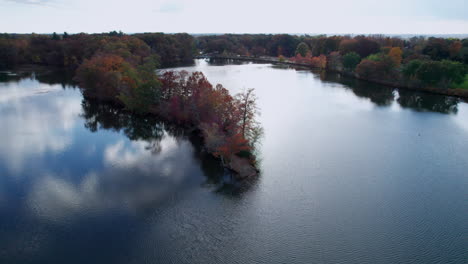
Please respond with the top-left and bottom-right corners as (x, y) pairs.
(0, 0), (467, 34)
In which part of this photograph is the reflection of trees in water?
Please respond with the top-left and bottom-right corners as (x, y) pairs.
(81, 99), (164, 140)
(81, 98), (255, 194)
(323, 72), (460, 113)
(34, 69), (77, 88)
(397, 90), (459, 114)
(324, 72), (395, 106)
(0, 69), (76, 89)
(349, 83), (395, 106)
(207, 58), (250, 66)
(0, 71), (32, 83)
(81, 99), (167, 156)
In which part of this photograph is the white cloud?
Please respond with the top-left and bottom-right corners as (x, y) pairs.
(157, 0), (184, 13)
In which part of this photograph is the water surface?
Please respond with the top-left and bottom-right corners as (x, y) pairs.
(0, 61), (467, 263)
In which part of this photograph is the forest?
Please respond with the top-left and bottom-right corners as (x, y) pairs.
(0, 31), (194, 70)
(196, 34), (468, 90)
(2, 32), (467, 91)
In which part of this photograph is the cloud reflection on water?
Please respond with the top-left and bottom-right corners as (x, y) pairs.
(0, 78), (82, 174)
(27, 131), (206, 223)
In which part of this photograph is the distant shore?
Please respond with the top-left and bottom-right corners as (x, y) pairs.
(197, 55), (468, 99)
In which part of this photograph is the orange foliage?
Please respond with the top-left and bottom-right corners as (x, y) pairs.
(388, 47), (403, 67)
(75, 54), (133, 98)
(290, 54), (327, 69)
(215, 133), (250, 159)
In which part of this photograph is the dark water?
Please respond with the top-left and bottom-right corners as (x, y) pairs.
(0, 61), (467, 263)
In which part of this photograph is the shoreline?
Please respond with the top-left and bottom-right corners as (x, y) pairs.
(2, 65), (260, 180)
(197, 55), (468, 99)
(83, 92), (259, 180)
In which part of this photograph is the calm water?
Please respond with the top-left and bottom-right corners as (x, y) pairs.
(0, 61), (467, 263)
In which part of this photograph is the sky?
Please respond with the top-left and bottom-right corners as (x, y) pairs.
(0, 0), (467, 34)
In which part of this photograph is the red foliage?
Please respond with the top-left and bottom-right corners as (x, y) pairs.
(290, 54), (327, 69)
(215, 133), (250, 159)
(158, 71), (256, 160)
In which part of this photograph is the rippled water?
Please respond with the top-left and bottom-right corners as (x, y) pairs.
(0, 61), (467, 263)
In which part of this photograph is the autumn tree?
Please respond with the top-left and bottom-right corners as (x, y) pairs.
(449, 41), (462, 59)
(236, 88), (262, 149)
(388, 47), (403, 67)
(339, 37), (380, 58)
(327, 51), (342, 71)
(356, 54), (397, 80)
(74, 54), (134, 99)
(159, 71), (261, 163)
(339, 39), (358, 55)
(423, 38), (450, 61)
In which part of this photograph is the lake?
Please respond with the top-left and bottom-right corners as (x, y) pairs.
(0, 60), (466, 263)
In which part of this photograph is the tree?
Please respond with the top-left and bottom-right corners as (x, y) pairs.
(423, 38), (450, 60)
(236, 89), (257, 138)
(354, 37), (380, 58)
(235, 88), (263, 150)
(327, 51), (342, 71)
(339, 37), (380, 58)
(402, 59), (423, 79)
(342, 52), (361, 71)
(439, 60), (466, 87)
(339, 39), (358, 55)
(118, 79), (161, 113)
(356, 59), (380, 79)
(0, 39), (19, 69)
(159, 71), (261, 163)
(414, 60), (466, 88)
(74, 54), (138, 99)
(449, 41), (462, 59)
(388, 47), (403, 67)
(52, 32), (60, 40)
(295, 42), (310, 57)
(270, 34), (299, 57)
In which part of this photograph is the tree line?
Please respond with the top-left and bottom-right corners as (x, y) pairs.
(196, 34), (468, 90)
(0, 31), (194, 70)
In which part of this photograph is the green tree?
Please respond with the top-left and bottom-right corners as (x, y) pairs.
(342, 52), (361, 71)
(415, 60), (466, 88)
(52, 32), (60, 40)
(402, 60), (423, 79)
(440, 60), (466, 87)
(118, 79), (162, 113)
(415, 61), (443, 86)
(295, 42), (310, 57)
